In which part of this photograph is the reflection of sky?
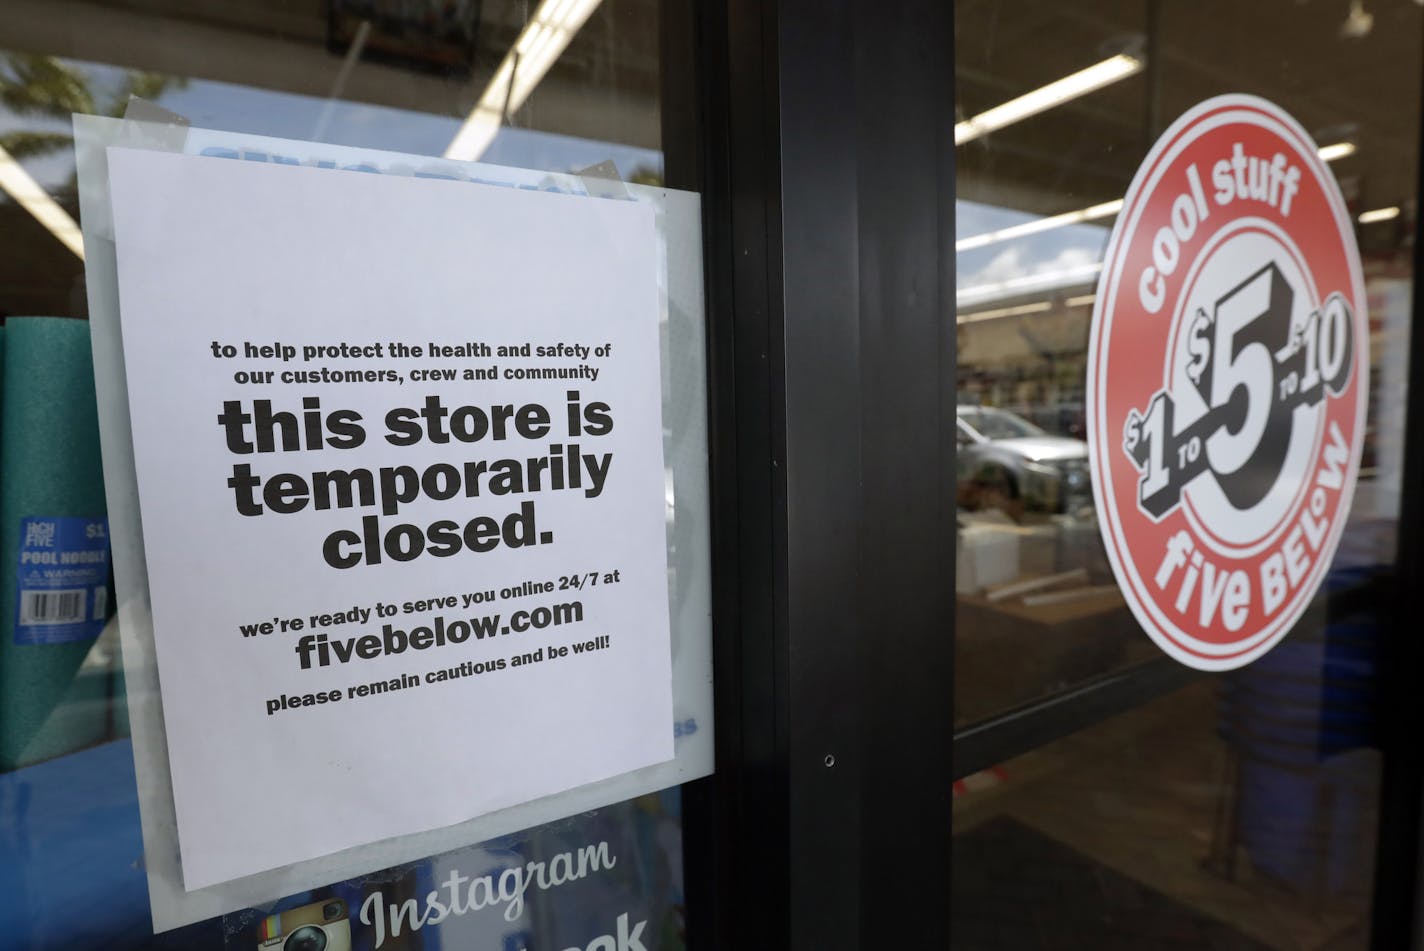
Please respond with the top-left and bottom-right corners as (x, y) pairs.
(1, 52), (663, 188)
(163, 77), (666, 178)
(5, 52), (1111, 297)
(956, 199), (1110, 294)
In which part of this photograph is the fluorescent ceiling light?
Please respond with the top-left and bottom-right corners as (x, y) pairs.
(957, 199), (1123, 252)
(1317, 141), (1356, 163)
(959, 139), (1351, 253)
(1066, 294), (1097, 307)
(0, 144), (83, 259)
(444, 0), (603, 162)
(1358, 205), (1400, 224)
(957, 300), (1052, 325)
(956, 53), (1143, 146)
(957, 262), (1103, 308)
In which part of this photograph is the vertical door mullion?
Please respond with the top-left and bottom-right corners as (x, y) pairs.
(685, 1), (956, 947)
(1368, 55), (1424, 951)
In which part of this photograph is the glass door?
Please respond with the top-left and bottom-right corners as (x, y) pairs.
(951, 1), (1422, 947)
(0, 2), (710, 949)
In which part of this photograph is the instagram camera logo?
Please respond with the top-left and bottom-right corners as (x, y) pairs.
(257, 898), (351, 951)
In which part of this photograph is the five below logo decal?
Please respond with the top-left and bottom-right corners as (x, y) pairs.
(1087, 95), (1368, 671)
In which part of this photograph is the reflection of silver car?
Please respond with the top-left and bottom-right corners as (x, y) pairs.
(956, 405), (1091, 516)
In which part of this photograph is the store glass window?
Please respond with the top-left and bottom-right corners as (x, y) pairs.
(0, 3), (708, 949)
(952, 1), (1420, 947)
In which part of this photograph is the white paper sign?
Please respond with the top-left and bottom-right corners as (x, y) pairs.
(105, 147), (674, 891)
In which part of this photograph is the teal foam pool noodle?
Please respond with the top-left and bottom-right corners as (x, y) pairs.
(0, 317), (111, 770)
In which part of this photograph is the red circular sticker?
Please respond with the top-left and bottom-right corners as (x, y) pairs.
(1087, 94), (1368, 671)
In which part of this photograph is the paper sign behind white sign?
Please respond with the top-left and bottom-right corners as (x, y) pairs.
(106, 147), (674, 890)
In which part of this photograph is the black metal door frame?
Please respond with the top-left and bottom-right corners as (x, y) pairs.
(1370, 50), (1424, 949)
(677, 1), (956, 948)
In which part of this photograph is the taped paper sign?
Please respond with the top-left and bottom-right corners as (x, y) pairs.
(1087, 95), (1368, 671)
(105, 146), (674, 889)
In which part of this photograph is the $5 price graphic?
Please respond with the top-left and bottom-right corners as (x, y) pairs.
(1122, 261), (1354, 518)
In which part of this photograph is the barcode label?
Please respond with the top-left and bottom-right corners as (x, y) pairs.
(15, 516), (108, 644)
(20, 589), (86, 625)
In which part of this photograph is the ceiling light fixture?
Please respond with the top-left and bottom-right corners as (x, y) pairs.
(957, 199), (1123, 252)
(444, 0), (603, 162)
(955, 53), (1143, 147)
(958, 138), (1354, 253)
(1340, 0), (1374, 39)
(1358, 206), (1400, 224)
(0, 144), (84, 260)
(957, 262), (1103, 308)
(1317, 141), (1356, 163)
(957, 300), (1052, 324)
